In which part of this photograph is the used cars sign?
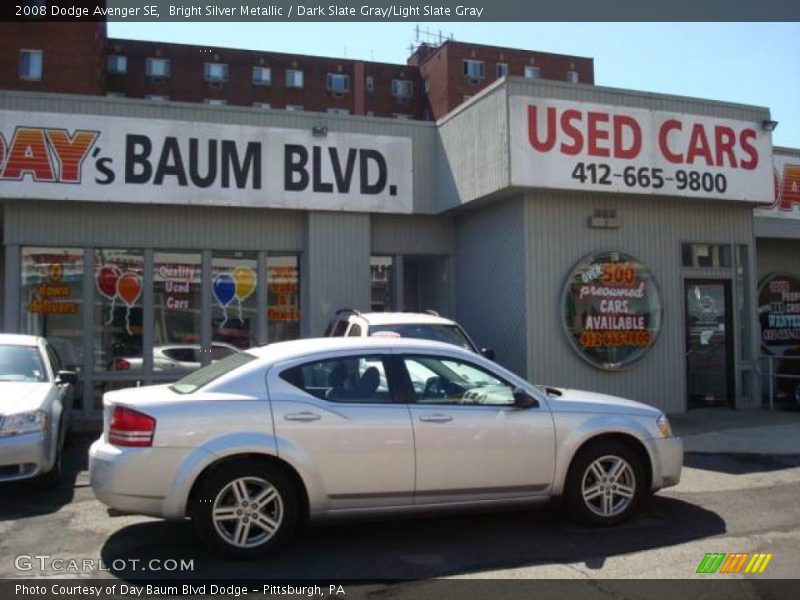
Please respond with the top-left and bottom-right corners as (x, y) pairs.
(510, 96), (773, 202)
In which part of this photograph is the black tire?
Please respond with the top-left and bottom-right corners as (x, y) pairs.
(564, 439), (646, 526)
(193, 460), (300, 558)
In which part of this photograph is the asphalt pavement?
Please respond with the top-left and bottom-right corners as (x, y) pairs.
(0, 408), (798, 582)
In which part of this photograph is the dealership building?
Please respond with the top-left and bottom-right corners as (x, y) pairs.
(1, 28), (799, 423)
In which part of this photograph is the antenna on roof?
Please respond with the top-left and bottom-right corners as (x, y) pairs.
(411, 24), (449, 55)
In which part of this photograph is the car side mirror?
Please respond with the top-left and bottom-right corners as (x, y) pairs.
(513, 388), (539, 409)
(57, 370), (77, 385)
(481, 347), (495, 360)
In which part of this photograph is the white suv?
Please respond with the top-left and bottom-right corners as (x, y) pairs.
(324, 309), (494, 359)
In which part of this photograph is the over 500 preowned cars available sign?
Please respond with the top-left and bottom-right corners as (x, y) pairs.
(509, 96), (773, 202)
(0, 110), (414, 213)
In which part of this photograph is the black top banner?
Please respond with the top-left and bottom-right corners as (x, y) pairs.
(5, 0), (800, 22)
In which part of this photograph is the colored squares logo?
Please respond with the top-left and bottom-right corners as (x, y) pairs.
(696, 552), (773, 574)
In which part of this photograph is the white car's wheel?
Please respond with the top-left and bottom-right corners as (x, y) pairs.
(564, 440), (645, 526)
(194, 461), (299, 558)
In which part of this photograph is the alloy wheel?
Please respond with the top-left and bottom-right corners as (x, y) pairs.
(212, 476), (284, 548)
(581, 455), (637, 518)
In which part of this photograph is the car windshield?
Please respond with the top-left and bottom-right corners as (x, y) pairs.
(0, 345), (47, 383)
(369, 324), (475, 351)
(169, 351), (256, 394)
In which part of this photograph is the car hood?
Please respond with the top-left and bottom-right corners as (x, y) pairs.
(0, 382), (52, 415)
(542, 387), (660, 417)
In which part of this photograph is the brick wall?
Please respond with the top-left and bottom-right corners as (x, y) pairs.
(0, 23), (105, 96)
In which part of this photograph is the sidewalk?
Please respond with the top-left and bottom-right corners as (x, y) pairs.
(670, 408), (800, 455)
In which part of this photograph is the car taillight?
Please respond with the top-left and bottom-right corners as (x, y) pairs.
(115, 358), (131, 371)
(108, 406), (156, 447)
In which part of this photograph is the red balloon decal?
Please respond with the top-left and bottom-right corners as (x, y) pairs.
(117, 272), (142, 306)
(96, 265), (121, 299)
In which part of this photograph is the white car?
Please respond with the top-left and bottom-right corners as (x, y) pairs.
(325, 309), (494, 359)
(115, 342), (241, 372)
(0, 334), (76, 484)
(90, 337), (682, 557)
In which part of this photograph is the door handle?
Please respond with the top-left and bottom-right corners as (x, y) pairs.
(284, 412), (321, 422)
(419, 413), (453, 423)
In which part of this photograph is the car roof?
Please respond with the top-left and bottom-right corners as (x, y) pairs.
(344, 312), (457, 326)
(246, 336), (470, 363)
(0, 334), (43, 347)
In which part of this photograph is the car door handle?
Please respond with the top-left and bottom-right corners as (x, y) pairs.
(284, 412), (321, 422)
(419, 413), (453, 423)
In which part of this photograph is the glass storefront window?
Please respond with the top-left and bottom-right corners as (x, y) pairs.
(562, 251), (663, 370)
(20, 247), (84, 372)
(154, 251), (203, 365)
(94, 249), (144, 372)
(267, 255), (301, 342)
(212, 252), (258, 350)
(370, 256), (394, 311)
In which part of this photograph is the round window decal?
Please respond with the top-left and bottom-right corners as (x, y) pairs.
(758, 273), (800, 354)
(562, 251), (662, 370)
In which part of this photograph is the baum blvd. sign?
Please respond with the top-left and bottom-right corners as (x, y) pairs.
(0, 110), (413, 214)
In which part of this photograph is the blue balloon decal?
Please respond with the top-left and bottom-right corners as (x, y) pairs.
(213, 273), (236, 329)
(213, 274), (236, 307)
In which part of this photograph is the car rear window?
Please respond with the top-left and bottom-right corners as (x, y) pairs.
(162, 348), (198, 362)
(330, 320), (349, 336)
(169, 351), (256, 394)
(369, 324), (475, 351)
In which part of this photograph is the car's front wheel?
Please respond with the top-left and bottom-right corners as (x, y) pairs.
(564, 440), (645, 526)
(194, 461), (299, 558)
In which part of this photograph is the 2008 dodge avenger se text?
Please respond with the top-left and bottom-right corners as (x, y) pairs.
(89, 337), (682, 558)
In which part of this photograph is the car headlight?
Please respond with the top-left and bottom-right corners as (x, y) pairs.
(656, 414), (672, 438)
(0, 410), (48, 437)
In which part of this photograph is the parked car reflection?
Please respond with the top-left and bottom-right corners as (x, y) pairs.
(114, 342), (240, 372)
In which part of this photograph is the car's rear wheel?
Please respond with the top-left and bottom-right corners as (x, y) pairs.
(194, 461), (299, 558)
(564, 440), (645, 526)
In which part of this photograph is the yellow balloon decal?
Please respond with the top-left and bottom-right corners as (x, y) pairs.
(233, 266), (257, 301)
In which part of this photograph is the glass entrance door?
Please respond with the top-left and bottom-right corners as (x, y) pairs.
(684, 280), (735, 408)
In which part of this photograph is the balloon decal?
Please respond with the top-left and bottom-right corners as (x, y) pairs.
(95, 265), (141, 335)
(117, 272), (142, 335)
(232, 266), (257, 321)
(213, 268), (257, 326)
(213, 273), (236, 327)
(96, 265), (121, 324)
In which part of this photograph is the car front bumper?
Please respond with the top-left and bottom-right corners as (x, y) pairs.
(652, 435), (683, 489)
(0, 431), (50, 482)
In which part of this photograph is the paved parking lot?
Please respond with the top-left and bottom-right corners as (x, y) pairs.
(1, 434), (799, 581)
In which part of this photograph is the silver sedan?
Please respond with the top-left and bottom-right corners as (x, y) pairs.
(0, 334), (76, 484)
(89, 337), (682, 557)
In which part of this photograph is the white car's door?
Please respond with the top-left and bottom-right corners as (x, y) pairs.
(269, 353), (415, 510)
(400, 354), (556, 504)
